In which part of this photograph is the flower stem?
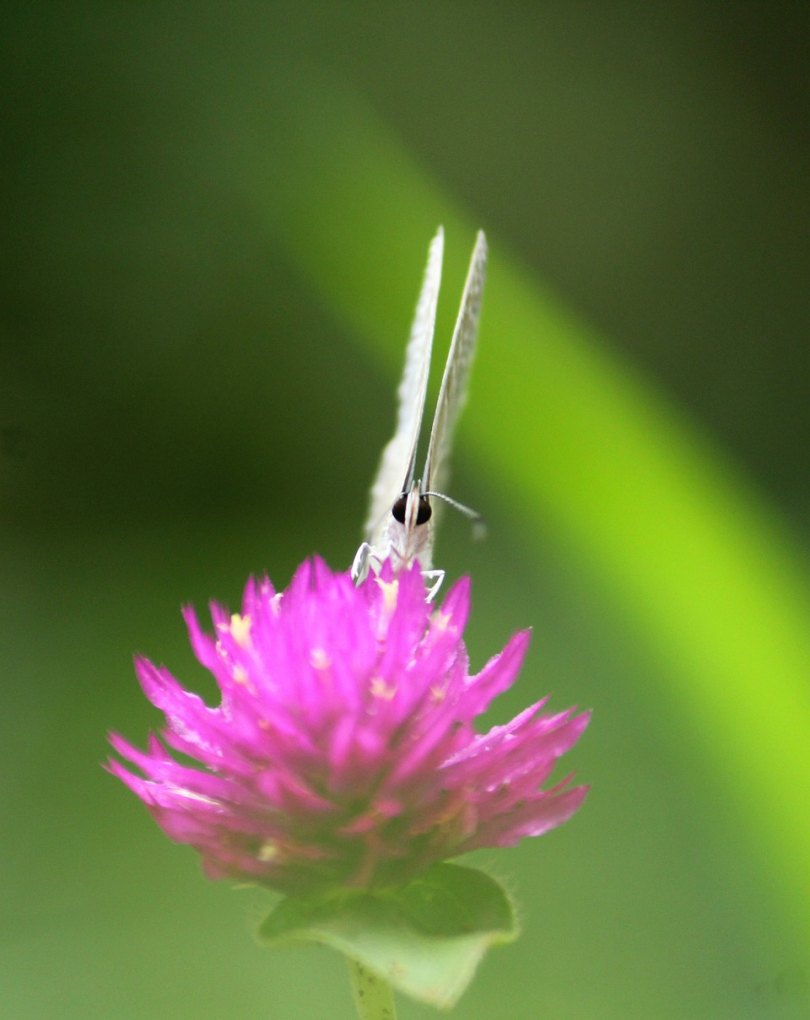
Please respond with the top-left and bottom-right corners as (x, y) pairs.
(346, 957), (397, 1020)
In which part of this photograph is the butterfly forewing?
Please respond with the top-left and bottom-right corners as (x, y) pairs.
(363, 227), (444, 547)
(423, 229), (488, 498)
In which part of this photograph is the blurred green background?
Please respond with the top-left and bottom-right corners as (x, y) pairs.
(2, 4), (808, 1018)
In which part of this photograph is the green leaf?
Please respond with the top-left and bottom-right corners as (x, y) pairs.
(257, 864), (518, 1009)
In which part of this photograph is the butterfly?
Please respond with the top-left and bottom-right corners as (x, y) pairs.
(351, 227), (488, 599)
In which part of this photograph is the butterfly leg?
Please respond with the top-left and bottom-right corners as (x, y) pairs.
(422, 568), (445, 602)
(352, 542), (385, 585)
(351, 542), (372, 584)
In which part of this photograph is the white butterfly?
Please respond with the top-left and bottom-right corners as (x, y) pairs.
(351, 227), (488, 598)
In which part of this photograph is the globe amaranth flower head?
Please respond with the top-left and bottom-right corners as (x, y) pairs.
(109, 558), (589, 895)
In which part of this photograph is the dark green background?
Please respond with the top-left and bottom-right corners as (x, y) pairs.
(2, 4), (808, 1018)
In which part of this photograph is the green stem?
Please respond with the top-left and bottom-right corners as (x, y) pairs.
(346, 957), (397, 1020)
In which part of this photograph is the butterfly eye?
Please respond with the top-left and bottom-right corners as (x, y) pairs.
(392, 494), (432, 526)
(416, 496), (432, 525)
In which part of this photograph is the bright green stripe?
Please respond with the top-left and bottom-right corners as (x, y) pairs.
(242, 74), (810, 954)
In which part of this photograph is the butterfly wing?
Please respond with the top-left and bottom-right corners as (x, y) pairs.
(422, 230), (487, 499)
(363, 227), (445, 545)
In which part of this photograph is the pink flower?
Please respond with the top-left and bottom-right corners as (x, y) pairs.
(109, 559), (589, 894)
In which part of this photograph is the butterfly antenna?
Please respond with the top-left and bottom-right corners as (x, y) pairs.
(422, 490), (487, 540)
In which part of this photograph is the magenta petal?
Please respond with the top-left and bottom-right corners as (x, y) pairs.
(463, 628), (532, 716)
(463, 784), (591, 851)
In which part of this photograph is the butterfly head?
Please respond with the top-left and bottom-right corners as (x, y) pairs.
(392, 481), (432, 532)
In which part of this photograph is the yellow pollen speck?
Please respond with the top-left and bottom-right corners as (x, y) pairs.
(431, 609), (452, 631)
(375, 576), (399, 615)
(310, 648), (332, 671)
(257, 841), (279, 862)
(232, 665), (254, 692)
(230, 613), (252, 647)
(430, 685), (447, 702)
(370, 676), (397, 700)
